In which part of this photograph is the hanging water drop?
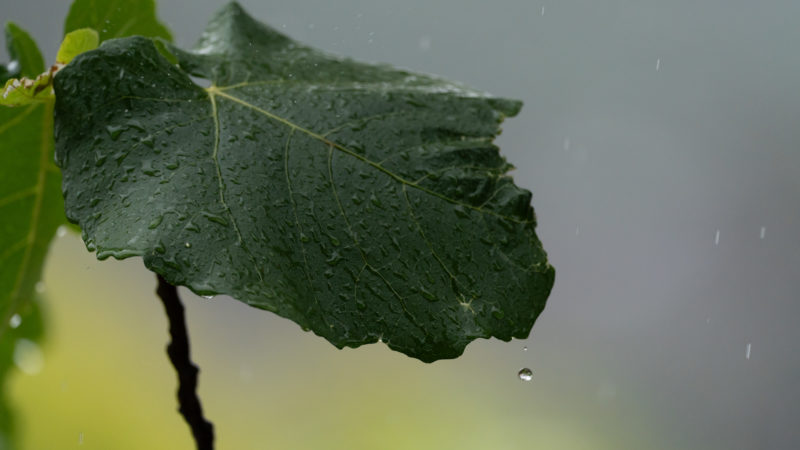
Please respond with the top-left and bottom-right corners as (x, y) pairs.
(518, 368), (533, 381)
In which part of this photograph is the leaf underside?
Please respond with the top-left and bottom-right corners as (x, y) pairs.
(54, 2), (554, 362)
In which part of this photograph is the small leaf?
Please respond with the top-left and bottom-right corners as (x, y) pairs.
(2, 28), (100, 107)
(0, 22), (53, 106)
(0, 70), (56, 106)
(65, 0), (172, 43)
(54, 2), (554, 362)
(56, 28), (99, 65)
(3, 22), (44, 78)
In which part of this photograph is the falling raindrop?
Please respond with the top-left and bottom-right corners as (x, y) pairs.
(563, 137), (571, 151)
(418, 36), (431, 51)
(540, 6), (545, 16)
(9, 314), (21, 329)
(746, 343), (752, 360)
(79, 432), (84, 445)
(760, 226), (766, 239)
(714, 229), (720, 246)
(518, 368), (533, 381)
(656, 58), (661, 71)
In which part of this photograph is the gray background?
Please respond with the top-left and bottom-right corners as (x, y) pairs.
(3, 0), (799, 449)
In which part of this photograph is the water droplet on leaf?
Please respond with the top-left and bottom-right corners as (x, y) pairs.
(518, 368), (533, 381)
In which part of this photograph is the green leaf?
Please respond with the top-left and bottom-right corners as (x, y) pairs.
(64, 0), (172, 43)
(56, 28), (100, 65)
(0, 23), (53, 107)
(0, 71), (56, 106)
(0, 23), (52, 449)
(1, 28), (100, 107)
(0, 23), (61, 340)
(3, 22), (44, 79)
(54, 2), (554, 362)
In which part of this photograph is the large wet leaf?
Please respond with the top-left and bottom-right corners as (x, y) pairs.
(0, 22), (61, 339)
(54, 2), (554, 362)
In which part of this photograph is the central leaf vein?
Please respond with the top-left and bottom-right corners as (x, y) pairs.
(207, 87), (532, 225)
(208, 90), (263, 282)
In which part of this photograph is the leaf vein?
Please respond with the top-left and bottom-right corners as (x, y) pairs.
(208, 88), (532, 225)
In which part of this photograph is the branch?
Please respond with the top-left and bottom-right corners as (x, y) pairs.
(155, 274), (215, 450)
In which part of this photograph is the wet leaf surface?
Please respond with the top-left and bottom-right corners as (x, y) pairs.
(54, 2), (554, 362)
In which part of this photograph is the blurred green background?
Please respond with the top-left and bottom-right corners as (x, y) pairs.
(3, 0), (800, 448)
(11, 232), (655, 449)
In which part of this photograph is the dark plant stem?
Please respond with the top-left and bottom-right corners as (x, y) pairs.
(155, 274), (215, 450)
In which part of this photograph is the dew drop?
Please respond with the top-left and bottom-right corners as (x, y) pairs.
(9, 314), (22, 329)
(105, 125), (124, 140)
(184, 242), (192, 248)
(522, 346), (528, 352)
(148, 215), (164, 229)
(518, 368), (533, 381)
(56, 226), (68, 238)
